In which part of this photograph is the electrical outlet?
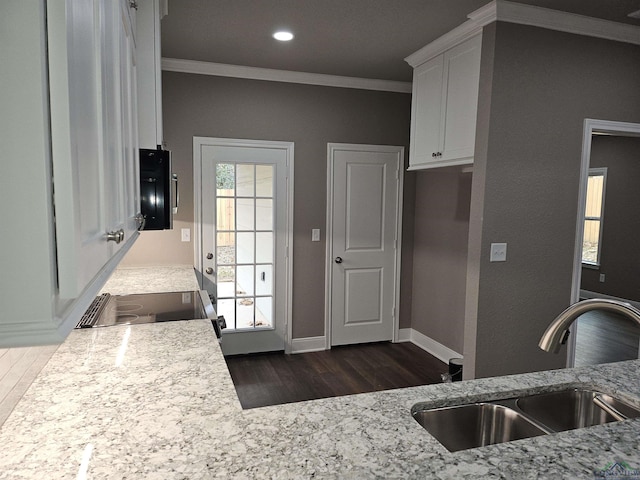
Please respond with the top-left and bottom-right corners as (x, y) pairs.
(312, 228), (320, 242)
(181, 228), (190, 242)
(599, 273), (606, 283)
(490, 243), (507, 262)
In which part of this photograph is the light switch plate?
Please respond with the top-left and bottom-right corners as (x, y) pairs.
(312, 228), (320, 242)
(490, 243), (507, 262)
(181, 228), (190, 242)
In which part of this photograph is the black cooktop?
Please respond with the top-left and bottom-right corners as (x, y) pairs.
(76, 291), (207, 328)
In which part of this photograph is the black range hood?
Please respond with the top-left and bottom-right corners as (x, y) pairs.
(140, 147), (177, 230)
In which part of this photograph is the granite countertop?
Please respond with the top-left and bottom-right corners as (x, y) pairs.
(1, 267), (639, 479)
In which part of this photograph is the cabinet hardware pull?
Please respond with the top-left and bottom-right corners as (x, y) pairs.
(106, 229), (125, 244)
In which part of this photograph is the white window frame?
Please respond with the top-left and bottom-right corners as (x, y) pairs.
(581, 167), (607, 268)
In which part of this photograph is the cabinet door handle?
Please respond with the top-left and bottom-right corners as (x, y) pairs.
(106, 229), (125, 244)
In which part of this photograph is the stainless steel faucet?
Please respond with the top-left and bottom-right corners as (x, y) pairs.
(539, 298), (640, 353)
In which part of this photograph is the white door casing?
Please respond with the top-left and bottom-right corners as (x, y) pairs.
(194, 137), (294, 355)
(326, 144), (404, 347)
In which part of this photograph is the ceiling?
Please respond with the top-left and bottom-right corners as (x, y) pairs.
(161, 0), (640, 83)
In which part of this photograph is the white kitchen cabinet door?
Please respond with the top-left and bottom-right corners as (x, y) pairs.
(409, 56), (444, 168)
(0, 0), (141, 347)
(440, 35), (482, 163)
(136, 0), (165, 150)
(408, 34), (482, 170)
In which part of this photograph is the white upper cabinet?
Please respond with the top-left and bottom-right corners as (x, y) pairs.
(0, 0), (142, 347)
(407, 34), (482, 170)
(137, 0), (165, 149)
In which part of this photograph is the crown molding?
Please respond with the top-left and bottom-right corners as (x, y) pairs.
(406, 0), (640, 67)
(495, 0), (640, 46)
(161, 58), (412, 94)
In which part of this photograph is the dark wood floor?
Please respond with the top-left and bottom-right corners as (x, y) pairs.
(575, 310), (640, 366)
(224, 342), (446, 409)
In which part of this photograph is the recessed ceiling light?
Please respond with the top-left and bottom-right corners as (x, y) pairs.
(273, 31), (294, 42)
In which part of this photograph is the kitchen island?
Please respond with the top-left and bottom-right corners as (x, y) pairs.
(1, 267), (639, 479)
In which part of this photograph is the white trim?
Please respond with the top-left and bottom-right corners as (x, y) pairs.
(324, 143), (405, 349)
(162, 58), (412, 94)
(397, 328), (412, 343)
(290, 336), (327, 354)
(409, 329), (463, 365)
(580, 290), (640, 311)
(406, 0), (640, 67)
(405, 23), (483, 67)
(494, 0), (640, 46)
(193, 137), (295, 355)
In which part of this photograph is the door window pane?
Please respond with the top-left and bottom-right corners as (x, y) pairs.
(256, 265), (273, 296)
(256, 165), (273, 197)
(216, 198), (235, 231)
(236, 199), (254, 231)
(236, 232), (254, 264)
(217, 266), (235, 298)
(255, 297), (273, 328)
(256, 232), (273, 263)
(236, 265), (254, 296)
(216, 164), (235, 196)
(217, 232), (234, 265)
(256, 199), (273, 230)
(217, 299), (236, 329)
(237, 164), (254, 197)
(236, 298), (255, 328)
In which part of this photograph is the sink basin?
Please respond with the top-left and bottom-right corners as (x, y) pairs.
(412, 403), (548, 452)
(413, 387), (640, 452)
(516, 388), (640, 432)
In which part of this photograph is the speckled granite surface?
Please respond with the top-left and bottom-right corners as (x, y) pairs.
(100, 265), (200, 295)
(1, 267), (640, 479)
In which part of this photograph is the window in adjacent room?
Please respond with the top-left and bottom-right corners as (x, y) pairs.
(582, 167), (607, 266)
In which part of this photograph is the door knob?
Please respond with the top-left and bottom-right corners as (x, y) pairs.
(334, 256), (343, 264)
(206, 252), (213, 260)
(205, 267), (214, 275)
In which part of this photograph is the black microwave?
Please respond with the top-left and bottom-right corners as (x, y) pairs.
(139, 148), (177, 230)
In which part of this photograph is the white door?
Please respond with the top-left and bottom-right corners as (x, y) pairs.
(327, 144), (403, 346)
(194, 138), (293, 355)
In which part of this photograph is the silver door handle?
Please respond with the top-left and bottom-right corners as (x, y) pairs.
(334, 256), (343, 264)
(205, 267), (214, 275)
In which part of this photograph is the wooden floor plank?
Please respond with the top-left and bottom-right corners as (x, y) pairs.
(224, 342), (447, 409)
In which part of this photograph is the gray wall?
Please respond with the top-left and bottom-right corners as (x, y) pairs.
(581, 136), (640, 302)
(465, 22), (640, 379)
(123, 73), (413, 338)
(411, 169), (471, 354)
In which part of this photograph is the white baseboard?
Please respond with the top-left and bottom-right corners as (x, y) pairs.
(290, 329), (462, 364)
(290, 336), (326, 354)
(580, 290), (640, 310)
(407, 328), (463, 365)
(397, 328), (412, 343)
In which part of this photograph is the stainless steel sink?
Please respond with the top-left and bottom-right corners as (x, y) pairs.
(413, 387), (640, 452)
(516, 388), (640, 432)
(412, 403), (548, 452)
